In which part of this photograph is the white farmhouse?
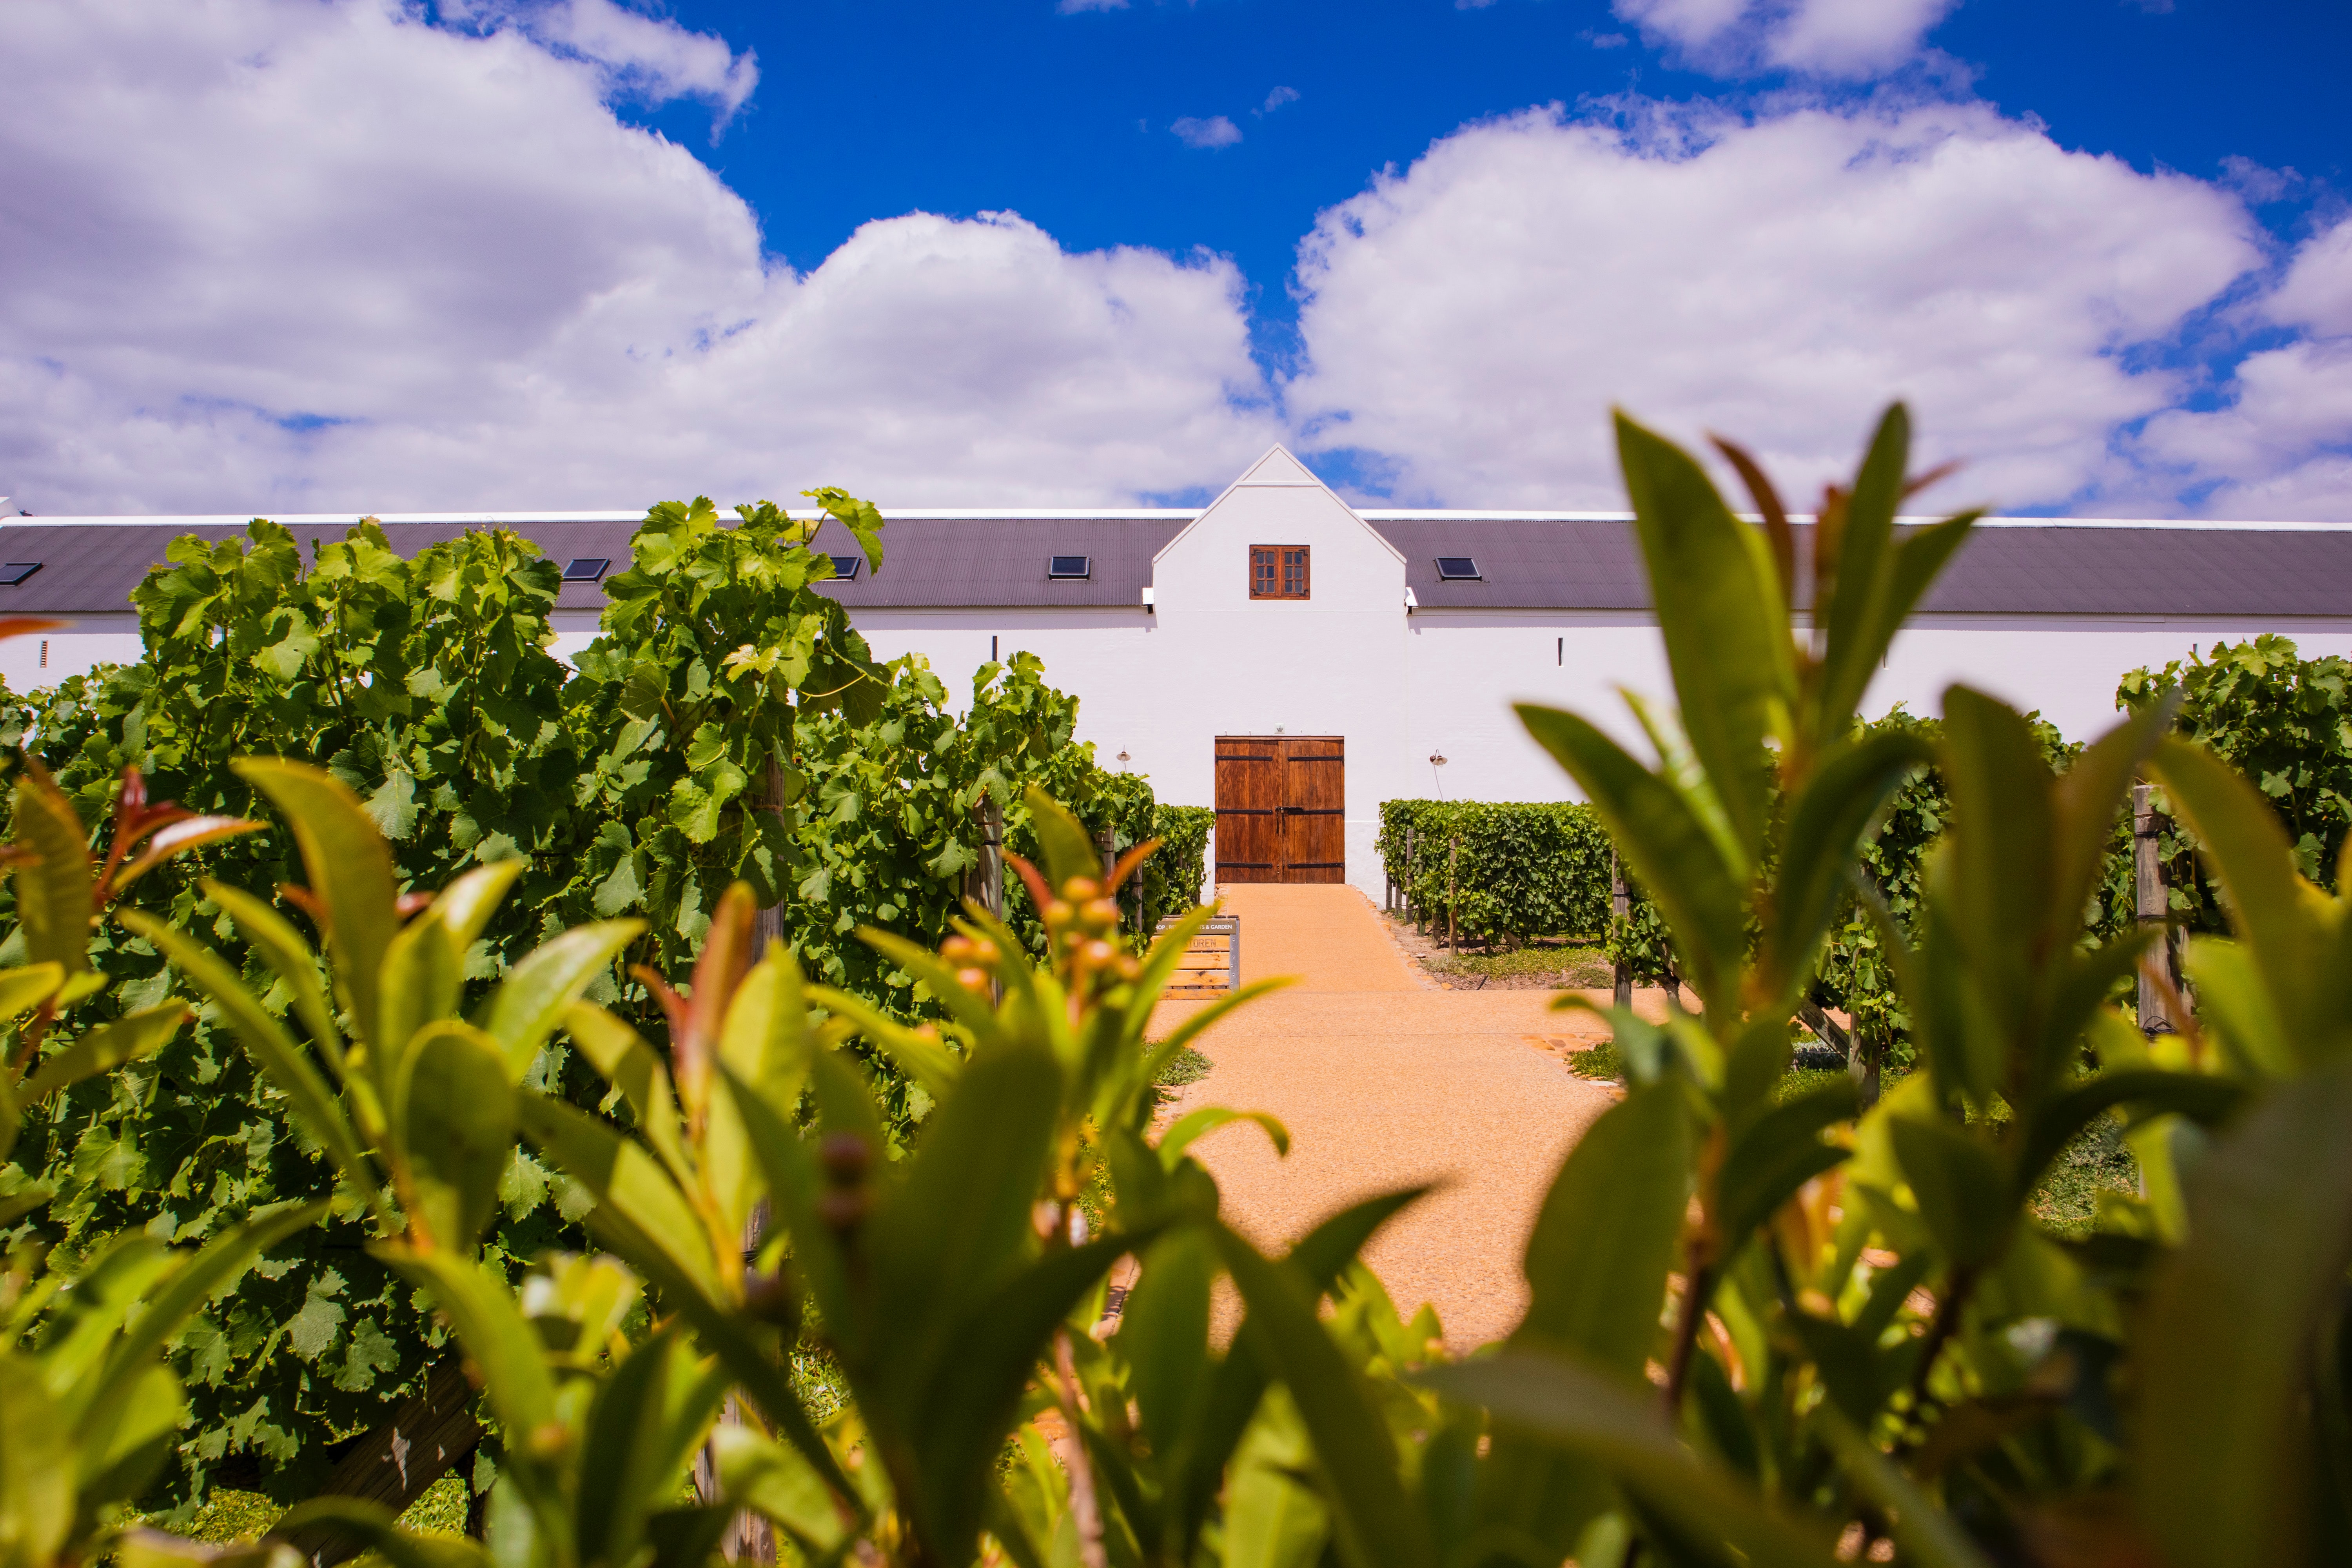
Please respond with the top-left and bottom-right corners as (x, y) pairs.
(5, 445), (2349, 901)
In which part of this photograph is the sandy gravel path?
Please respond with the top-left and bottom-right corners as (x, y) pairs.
(1152, 884), (1640, 1349)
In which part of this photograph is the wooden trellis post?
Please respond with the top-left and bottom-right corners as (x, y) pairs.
(2133, 782), (2175, 1035)
(1407, 826), (1421, 935)
(962, 796), (1005, 920)
(1610, 850), (1632, 1010)
(1447, 837), (1459, 951)
(1093, 827), (1118, 929)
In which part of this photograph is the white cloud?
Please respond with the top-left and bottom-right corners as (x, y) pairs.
(1057, 0), (1129, 13)
(1612, 0), (1748, 51)
(1260, 86), (1301, 114)
(2268, 217), (2352, 335)
(494, 0), (759, 125)
(442, 0), (759, 126)
(1613, 0), (1957, 79)
(1285, 100), (2262, 512)
(0, 0), (1277, 515)
(1172, 115), (1243, 150)
(1766, 0), (1955, 76)
(2132, 216), (2352, 518)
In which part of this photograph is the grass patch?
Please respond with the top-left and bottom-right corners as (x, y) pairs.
(179, 1489), (282, 1546)
(1150, 1044), (1213, 1112)
(1155, 1046), (1212, 1090)
(1563, 1040), (1621, 1082)
(177, 1472), (470, 1548)
(2029, 1114), (2139, 1239)
(1425, 940), (1614, 989)
(1775, 1065), (1855, 1104)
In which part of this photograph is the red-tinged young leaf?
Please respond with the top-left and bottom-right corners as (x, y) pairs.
(0, 617), (66, 643)
(1709, 434), (1796, 614)
(107, 816), (267, 898)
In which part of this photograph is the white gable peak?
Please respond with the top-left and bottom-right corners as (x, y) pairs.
(1151, 444), (1406, 576)
(1234, 446), (1323, 486)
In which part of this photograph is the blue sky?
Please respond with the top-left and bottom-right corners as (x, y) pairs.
(604, 0), (2347, 373)
(5, 0), (2352, 518)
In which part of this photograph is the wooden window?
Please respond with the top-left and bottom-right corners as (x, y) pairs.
(1249, 544), (1310, 600)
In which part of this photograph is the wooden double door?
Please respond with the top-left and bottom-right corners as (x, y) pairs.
(1214, 736), (1345, 884)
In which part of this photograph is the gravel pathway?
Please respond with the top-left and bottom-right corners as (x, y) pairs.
(1154, 884), (1642, 1349)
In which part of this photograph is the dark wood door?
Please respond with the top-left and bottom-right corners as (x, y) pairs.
(1281, 737), (1346, 882)
(1214, 736), (1345, 884)
(1212, 737), (1282, 882)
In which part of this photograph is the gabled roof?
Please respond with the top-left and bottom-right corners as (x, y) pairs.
(3, 508), (2348, 620)
(1150, 445), (1406, 566)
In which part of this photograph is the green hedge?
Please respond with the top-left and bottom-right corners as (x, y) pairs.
(1377, 701), (2133, 1019)
(1374, 800), (1614, 941)
(1374, 799), (1676, 984)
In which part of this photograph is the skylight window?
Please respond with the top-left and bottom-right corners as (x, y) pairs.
(1435, 557), (1481, 581)
(1049, 555), (1092, 579)
(0, 563), (42, 586)
(561, 557), (609, 582)
(829, 554), (864, 580)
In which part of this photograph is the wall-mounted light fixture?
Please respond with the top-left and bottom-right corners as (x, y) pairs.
(1429, 750), (1448, 799)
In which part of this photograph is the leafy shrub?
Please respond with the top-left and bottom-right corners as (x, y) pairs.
(1143, 804), (1215, 930)
(1, 504), (1163, 1516)
(1810, 702), (2134, 1059)
(10, 523), (605, 1512)
(2119, 633), (2352, 924)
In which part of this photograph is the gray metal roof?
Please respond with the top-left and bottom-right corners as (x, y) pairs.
(1372, 518), (2352, 617)
(0, 512), (2346, 620)
(1918, 526), (2352, 615)
(0, 519), (640, 615)
(804, 516), (1182, 608)
(1372, 519), (1650, 610)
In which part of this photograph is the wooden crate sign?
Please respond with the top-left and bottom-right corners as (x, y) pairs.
(1158, 913), (1240, 998)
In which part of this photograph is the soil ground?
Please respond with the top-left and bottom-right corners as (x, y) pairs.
(1150, 882), (1675, 1349)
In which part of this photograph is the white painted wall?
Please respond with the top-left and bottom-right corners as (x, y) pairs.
(1871, 614), (2352, 740)
(0, 615), (139, 693)
(1404, 611), (1676, 810)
